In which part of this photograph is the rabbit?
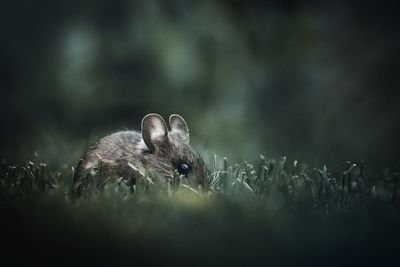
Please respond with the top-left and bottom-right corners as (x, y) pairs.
(73, 113), (209, 193)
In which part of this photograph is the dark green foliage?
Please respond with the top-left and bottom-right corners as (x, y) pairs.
(2, 1), (400, 171)
(1, 156), (399, 266)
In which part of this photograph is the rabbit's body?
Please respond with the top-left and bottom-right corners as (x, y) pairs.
(74, 114), (209, 191)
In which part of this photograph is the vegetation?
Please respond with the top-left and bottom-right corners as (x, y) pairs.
(1, 155), (399, 266)
(2, 1), (399, 266)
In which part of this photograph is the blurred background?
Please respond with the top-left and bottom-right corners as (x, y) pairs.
(1, 0), (399, 171)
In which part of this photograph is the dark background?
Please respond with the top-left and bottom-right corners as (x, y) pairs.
(1, 0), (399, 171)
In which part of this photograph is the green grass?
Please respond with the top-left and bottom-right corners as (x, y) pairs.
(1, 155), (399, 266)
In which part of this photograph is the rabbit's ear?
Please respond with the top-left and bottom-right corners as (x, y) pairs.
(141, 113), (168, 152)
(169, 114), (189, 143)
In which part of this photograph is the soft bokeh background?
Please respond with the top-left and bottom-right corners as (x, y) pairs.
(1, 0), (399, 170)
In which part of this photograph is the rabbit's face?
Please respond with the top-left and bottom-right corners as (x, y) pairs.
(141, 114), (209, 188)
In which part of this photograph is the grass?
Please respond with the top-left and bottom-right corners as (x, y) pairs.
(1, 155), (399, 266)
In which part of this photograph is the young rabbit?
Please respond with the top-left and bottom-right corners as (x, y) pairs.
(74, 113), (209, 193)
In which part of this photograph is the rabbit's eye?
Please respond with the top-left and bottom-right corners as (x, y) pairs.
(177, 163), (191, 175)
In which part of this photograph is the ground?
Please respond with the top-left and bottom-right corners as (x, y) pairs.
(1, 156), (399, 266)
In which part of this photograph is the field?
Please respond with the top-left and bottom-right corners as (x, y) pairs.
(2, 1), (400, 266)
(1, 155), (399, 266)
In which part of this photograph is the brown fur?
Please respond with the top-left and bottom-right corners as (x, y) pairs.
(74, 114), (209, 191)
